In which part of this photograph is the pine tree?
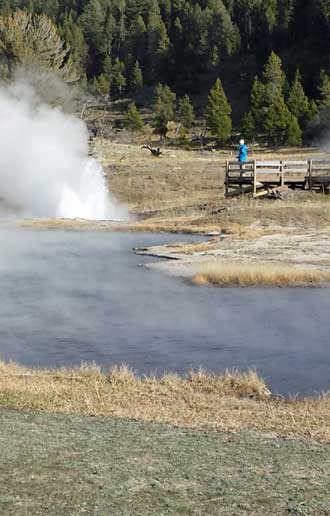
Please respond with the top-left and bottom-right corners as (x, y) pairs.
(173, 16), (183, 47)
(263, 95), (287, 144)
(287, 70), (311, 126)
(177, 95), (194, 129)
(61, 13), (87, 75)
(309, 99), (318, 118)
(93, 73), (110, 100)
(126, 102), (144, 131)
(286, 112), (302, 146)
(263, 95), (301, 145)
(262, 51), (286, 104)
(147, 10), (170, 80)
(114, 0), (126, 53)
(241, 111), (256, 141)
(130, 60), (143, 93)
(129, 15), (147, 64)
(247, 52), (302, 144)
(79, 0), (106, 56)
(153, 83), (176, 136)
(277, 0), (294, 30)
(250, 77), (266, 129)
(205, 78), (232, 143)
(104, 13), (115, 57)
(205, 0), (240, 57)
(111, 58), (126, 98)
(103, 55), (112, 82)
(318, 69), (330, 108)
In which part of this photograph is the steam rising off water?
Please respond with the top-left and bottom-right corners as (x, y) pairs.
(57, 160), (115, 220)
(1, 230), (330, 396)
(0, 79), (126, 220)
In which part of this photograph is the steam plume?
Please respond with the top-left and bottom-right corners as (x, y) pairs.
(0, 78), (127, 220)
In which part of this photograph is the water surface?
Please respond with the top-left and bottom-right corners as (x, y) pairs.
(0, 229), (329, 396)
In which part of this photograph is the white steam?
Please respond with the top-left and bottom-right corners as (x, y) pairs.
(0, 78), (127, 220)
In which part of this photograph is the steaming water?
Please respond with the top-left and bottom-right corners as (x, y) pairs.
(0, 229), (330, 396)
(0, 79), (128, 221)
(56, 159), (124, 220)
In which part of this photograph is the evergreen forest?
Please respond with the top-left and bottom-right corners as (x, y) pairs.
(1, 0), (330, 144)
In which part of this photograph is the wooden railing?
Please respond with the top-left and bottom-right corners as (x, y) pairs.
(225, 159), (330, 197)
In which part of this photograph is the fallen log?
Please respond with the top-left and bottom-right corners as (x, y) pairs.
(141, 145), (162, 157)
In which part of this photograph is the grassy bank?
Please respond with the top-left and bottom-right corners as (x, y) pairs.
(1, 409), (330, 516)
(1, 362), (330, 443)
(193, 263), (330, 287)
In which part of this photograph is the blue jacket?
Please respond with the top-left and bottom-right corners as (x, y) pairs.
(237, 144), (248, 163)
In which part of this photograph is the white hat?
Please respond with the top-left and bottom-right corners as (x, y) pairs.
(239, 139), (245, 145)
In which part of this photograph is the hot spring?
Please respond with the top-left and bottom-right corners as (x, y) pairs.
(0, 228), (330, 397)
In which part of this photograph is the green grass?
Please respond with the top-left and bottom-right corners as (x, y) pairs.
(1, 410), (330, 515)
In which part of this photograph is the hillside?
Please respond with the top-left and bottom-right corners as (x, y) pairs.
(1, 2), (330, 144)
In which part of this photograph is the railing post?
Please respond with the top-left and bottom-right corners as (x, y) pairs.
(253, 160), (257, 197)
(280, 161), (284, 186)
(309, 160), (313, 190)
(225, 160), (229, 197)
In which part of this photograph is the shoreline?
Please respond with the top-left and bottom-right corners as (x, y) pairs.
(134, 226), (330, 286)
(0, 361), (329, 443)
(6, 218), (330, 286)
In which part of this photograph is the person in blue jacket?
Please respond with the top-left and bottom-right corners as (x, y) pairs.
(237, 139), (248, 163)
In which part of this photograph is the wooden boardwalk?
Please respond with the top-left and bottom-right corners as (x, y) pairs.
(225, 159), (330, 197)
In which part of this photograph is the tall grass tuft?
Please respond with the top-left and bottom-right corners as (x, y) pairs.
(186, 368), (271, 397)
(193, 263), (330, 287)
(107, 364), (138, 385)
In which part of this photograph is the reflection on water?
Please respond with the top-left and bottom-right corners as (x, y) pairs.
(0, 229), (329, 396)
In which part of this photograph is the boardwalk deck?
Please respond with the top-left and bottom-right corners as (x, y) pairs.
(225, 159), (330, 197)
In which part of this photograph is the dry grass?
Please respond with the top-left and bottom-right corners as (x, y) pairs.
(1, 361), (330, 442)
(19, 218), (128, 230)
(19, 217), (237, 235)
(222, 196), (330, 228)
(193, 262), (330, 287)
(96, 142), (330, 232)
(101, 142), (225, 214)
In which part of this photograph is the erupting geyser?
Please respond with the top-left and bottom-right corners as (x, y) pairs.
(0, 79), (127, 220)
